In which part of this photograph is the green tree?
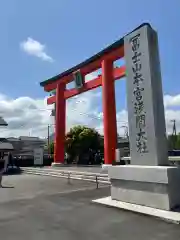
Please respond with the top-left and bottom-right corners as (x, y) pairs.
(168, 133), (180, 150)
(65, 125), (103, 164)
(49, 142), (54, 154)
(44, 142), (54, 154)
(177, 134), (180, 149)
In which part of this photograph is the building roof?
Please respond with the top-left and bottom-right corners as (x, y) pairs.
(0, 138), (14, 151)
(7, 137), (20, 141)
(0, 117), (8, 126)
(40, 23), (151, 87)
(19, 136), (40, 141)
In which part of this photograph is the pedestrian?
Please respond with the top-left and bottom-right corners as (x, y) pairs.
(8, 152), (13, 167)
(0, 152), (9, 187)
(0, 152), (5, 187)
(4, 153), (9, 172)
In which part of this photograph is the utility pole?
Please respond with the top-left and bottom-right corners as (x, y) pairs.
(171, 119), (177, 136)
(170, 119), (177, 149)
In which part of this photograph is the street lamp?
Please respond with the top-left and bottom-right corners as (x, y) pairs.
(120, 125), (129, 139)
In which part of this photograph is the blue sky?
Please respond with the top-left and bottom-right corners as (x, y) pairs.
(0, 0), (179, 93)
(0, 0), (180, 136)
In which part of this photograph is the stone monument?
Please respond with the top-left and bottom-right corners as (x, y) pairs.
(108, 24), (180, 211)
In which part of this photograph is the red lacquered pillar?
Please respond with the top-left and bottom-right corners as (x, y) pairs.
(54, 82), (66, 164)
(102, 59), (117, 164)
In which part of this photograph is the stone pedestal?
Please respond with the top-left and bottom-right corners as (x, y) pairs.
(101, 164), (111, 171)
(108, 165), (180, 211)
(51, 162), (66, 167)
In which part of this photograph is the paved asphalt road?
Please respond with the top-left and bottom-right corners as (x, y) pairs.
(0, 174), (180, 240)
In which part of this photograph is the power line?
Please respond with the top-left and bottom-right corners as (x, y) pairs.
(0, 98), (128, 136)
(0, 107), (127, 132)
(0, 114), (127, 133)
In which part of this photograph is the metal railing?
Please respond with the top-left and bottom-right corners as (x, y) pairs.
(22, 167), (110, 188)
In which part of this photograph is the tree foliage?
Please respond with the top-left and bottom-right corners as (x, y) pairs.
(49, 142), (54, 154)
(45, 141), (55, 155)
(65, 125), (103, 157)
(47, 125), (104, 164)
(168, 133), (180, 150)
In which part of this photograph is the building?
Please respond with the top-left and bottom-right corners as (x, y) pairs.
(0, 117), (14, 152)
(7, 136), (47, 157)
(117, 137), (130, 159)
(0, 138), (14, 152)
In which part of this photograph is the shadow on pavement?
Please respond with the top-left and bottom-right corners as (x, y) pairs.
(1, 186), (14, 189)
(3, 167), (22, 176)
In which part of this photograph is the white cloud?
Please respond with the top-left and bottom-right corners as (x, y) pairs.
(164, 94), (180, 108)
(0, 92), (101, 139)
(92, 93), (180, 136)
(0, 94), (54, 138)
(0, 92), (180, 139)
(85, 72), (98, 82)
(20, 37), (53, 62)
(96, 110), (128, 136)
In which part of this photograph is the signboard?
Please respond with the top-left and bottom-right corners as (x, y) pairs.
(49, 89), (56, 96)
(124, 24), (168, 166)
(73, 70), (85, 89)
(34, 148), (44, 165)
(115, 148), (121, 162)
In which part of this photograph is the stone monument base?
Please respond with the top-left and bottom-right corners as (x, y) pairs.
(108, 165), (180, 211)
(101, 164), (112, 172)
(92, 197), (180, 224)
(51, 162), (66, 167)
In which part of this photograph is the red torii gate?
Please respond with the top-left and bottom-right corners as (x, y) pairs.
(40, 25), (145, 165)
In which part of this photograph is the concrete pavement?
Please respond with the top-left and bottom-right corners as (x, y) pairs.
(0, 174), (180, 240)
